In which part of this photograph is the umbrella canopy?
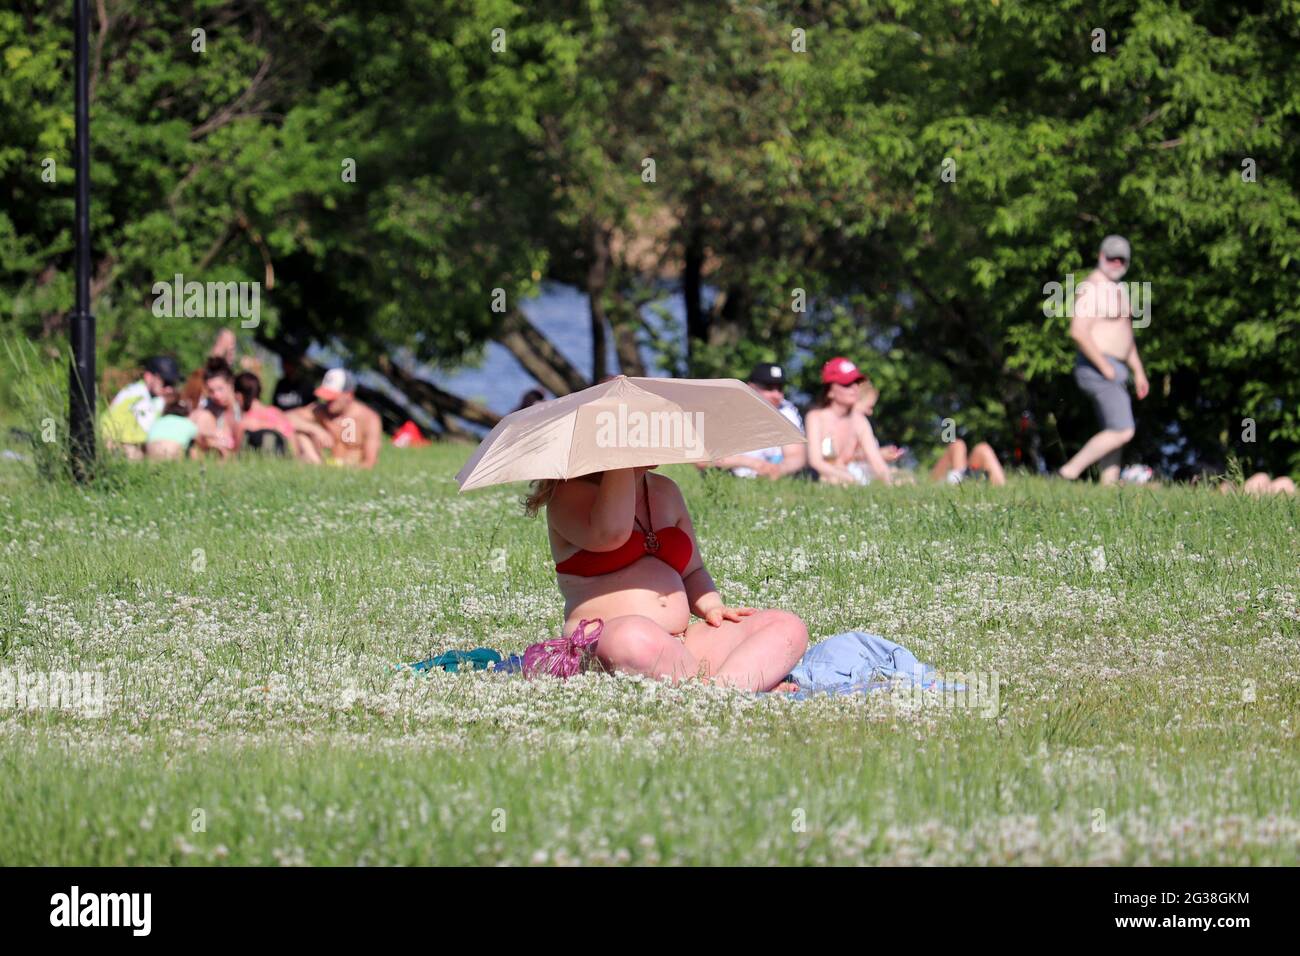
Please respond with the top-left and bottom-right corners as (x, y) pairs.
(455, 375), (806, 492)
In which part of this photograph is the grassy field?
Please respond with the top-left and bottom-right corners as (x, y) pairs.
(1, 445), (1297, 865)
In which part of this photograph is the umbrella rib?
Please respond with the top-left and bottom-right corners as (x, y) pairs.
(564, 389), (584, 479)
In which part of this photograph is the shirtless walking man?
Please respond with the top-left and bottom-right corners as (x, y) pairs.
(288, 368), (382, 469)
(1059, 235), (1150, 484)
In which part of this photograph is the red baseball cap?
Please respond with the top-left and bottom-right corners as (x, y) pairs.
(821, 356), (865, 386)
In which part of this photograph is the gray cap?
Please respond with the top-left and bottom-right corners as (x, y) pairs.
(1099, 235), (1131, 262)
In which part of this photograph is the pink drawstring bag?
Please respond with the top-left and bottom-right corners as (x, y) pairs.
(523, 618), (603, 679)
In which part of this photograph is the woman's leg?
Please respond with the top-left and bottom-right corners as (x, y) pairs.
(1271, 476), (1296, 496)
(929, 439), (968, 482)
(683, 609), (809, 692)
(969, 441), (1007, 486)
(592, 614), (702, 682)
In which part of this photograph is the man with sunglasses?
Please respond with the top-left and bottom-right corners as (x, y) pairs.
(1059, 234), (1150, 484)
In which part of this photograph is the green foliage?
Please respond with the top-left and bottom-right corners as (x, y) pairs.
(3, 0), (1298, 472)
(0, 337), (134, 488)
(781, 0), (1300, 472)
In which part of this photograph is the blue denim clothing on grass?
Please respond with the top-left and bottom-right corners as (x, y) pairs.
(780, 631), (963, 700)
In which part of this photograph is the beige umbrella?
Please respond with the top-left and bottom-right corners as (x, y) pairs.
(455, 375), (806, 492)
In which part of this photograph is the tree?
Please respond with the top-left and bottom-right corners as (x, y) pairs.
(4, 0), (1298, 475)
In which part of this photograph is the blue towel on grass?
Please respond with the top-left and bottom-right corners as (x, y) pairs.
(397, 648), (505, 674)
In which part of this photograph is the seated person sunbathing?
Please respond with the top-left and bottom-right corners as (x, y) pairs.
(526, 466), (809, 691)
(804, 357), (895, 485)
(928, 437), (1007, 486)
(189, 358), (240, 459)
(854, 378), (1006, 487)
(233, 371), (297, 455)
(288, 368), (382, 469)
(144, 399), (198, 460)
(696, 362), (807, 479)
(849, 379), (911, 482)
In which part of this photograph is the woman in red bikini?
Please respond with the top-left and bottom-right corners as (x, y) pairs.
(525, 466), (809, 692)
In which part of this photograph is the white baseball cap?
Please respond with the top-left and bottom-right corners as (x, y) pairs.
(315, 368), (357, 401)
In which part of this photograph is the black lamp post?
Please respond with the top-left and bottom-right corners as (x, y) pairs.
(69, 0), (95, 480)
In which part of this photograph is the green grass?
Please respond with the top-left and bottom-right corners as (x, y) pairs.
(1, 446), (1297, 864)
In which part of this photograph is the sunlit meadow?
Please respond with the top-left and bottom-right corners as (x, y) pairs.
(1, 445), (1297, 865)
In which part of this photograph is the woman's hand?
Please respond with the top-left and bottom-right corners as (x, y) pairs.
(702, 606), (756, 627)
(880, 444), (904, 463)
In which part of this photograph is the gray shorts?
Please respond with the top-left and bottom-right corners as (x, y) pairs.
(1074, 354), (1134, 432)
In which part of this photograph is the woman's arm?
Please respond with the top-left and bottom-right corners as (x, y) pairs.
(547, 468), (637, 551)
(189, 409), (223, 455)
(772, 441), (807, 477)
(704, 453), (777, 476)
(666, 479), (751, 624)
(684, 565), (723, 618)
(853, 415), (893, 484)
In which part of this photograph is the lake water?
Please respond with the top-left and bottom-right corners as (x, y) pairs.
(425, 283), (686, 417)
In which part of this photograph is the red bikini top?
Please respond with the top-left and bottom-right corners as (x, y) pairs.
(554, 476), (694, 577)
(555, 525), (693, 577)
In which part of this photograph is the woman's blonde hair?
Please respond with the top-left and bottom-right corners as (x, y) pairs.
(523, 478), (559, 517)
(522, 471), (610, 516)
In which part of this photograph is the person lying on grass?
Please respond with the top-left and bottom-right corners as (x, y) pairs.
(1219, 472), (1296, 496)
(525, 466), (808, 692)
(851, 377), (1007, 487)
